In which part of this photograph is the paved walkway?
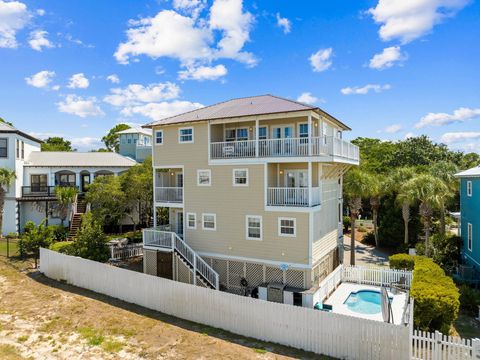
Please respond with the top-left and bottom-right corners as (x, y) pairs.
(342, 235), (390, 267)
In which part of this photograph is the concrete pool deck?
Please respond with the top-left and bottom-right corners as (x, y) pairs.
(323, 283), (407, 325)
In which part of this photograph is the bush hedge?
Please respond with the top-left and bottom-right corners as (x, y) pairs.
(411, 256), (460, 333)
(389, 254), (415, 270)
(49, 241), (75, 254)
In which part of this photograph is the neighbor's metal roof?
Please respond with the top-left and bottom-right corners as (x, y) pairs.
(456, 166), (480, 177)
(116, 127), (152, 136)
(143, 94), (351, 130)
(25, 151), (137, 167)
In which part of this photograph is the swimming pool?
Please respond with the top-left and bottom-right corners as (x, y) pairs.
(343, 290), (389, 315)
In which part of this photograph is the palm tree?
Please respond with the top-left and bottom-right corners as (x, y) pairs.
(365, 174), (385, 247)
(55, 186), (78, 226)
(0, 168), (16, 235)
(402, 174), (448, 256)
(344, 168), (371, 265)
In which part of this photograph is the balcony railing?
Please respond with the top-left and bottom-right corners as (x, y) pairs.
(267, 187), (321, 207)
(21, 185), (79, 198)
(155, 187), (183, 203)
(210, 136), (359, 161)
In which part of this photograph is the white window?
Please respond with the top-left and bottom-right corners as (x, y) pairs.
(467, 181), (473, 197)
(202, 213), (216, 230)
(246, 215), (262, 240)
(197, 169), (211, 186)
(468, 223), (473, 251)
(278, 217), (296, 237)
(258, 126), (267, 140)
(225, 127), (248, 141)
(179, 127), (194, 143)
(186, 213), (196, 229)
(298, 123), (309, 138)
(233, 169), (248, 186)
(155, 130), (163, 145)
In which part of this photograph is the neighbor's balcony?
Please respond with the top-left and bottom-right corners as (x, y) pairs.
(210, 136), (359, 162)
(21, 185), (79, 198)
(155, 187), (183, 203)
(267, 187), (321, 207)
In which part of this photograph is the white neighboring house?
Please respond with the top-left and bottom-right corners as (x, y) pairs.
(117, 128), (152, 163)
(0, 122), (138, 235)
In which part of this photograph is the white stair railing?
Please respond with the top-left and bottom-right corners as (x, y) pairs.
(143, 228), (219, 290)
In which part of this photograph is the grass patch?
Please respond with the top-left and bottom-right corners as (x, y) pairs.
(253, 347), (267, 354)
(78, 327), (104, 346)
(451, 313), (480, 338)
(0, 344), (25, 360)
(101, 339), (124, 353)
(17, 335), (29, 343)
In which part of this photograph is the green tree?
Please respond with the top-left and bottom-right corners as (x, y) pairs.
(0, 117), (13, 127)
(0, 168), (16, 235)
(344, 168), (371, 265)
(41, 137), (75, 152)
(72, 212), (109, 262)
(364, 174), (386, 247)
(351, 138), (396, 173)
(18, 220), (54, 258)
(390, 167), (417, 245)
(55, 186), (78, 226)
(102, 124), (131, 152)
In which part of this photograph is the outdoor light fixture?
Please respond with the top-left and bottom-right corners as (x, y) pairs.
(279, 170), (284, 174)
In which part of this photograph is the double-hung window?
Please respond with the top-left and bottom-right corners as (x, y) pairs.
(202, 213), (216, 230)
(197, 169), (211, 186)
(155, 130), (163, 145)
(246, 215), (262, 240)
(31, 174), (47, 192)
(467, 181), (473, 197)
(16, 139), (20, 159)
(299, 123), (309, 138)
(233, 169), (248, 186)
(278, 217), (296, 237)
(0, 138), (7, 158)
(187, 213), (196, 229)
(468, 223), (473, 251)
(21, 141), (24, 159)
(179, 127), (193, 143)
(258, 126), (267, 140)
(236, 128), (248, 141)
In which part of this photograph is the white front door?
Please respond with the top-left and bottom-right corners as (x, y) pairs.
(285, 170), (308, 204)
(272, 125), (294, 139)
(176, 211), (184, 238)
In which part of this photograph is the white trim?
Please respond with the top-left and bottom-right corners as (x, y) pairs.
(186, 212), (196, 230)
(278, 217), (297, 237)
(297, 122), (309, 138)
(464, 252), (480, 267)
(202, 213), (216, 231)
(178, 127), (194, 143)
(154, 130), (163, 145)
(265, 205), (322, 213)
(270, 123), (295, 139)
(155, 202), (184, 208)
(224, 126), (250, 141)
(467, 180), (473, 197)
(468, 223), (473, 251)
(197, 169), (211, 186)
(246, 215), (262, 241)
(233, 168), (249, 186)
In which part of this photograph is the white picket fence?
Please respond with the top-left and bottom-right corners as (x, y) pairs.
(412, 330), (480, 360)
(109, 243), (143, 260)
(39, 248), (410, 360)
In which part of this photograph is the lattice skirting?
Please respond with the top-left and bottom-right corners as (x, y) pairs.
(311, 248), (338, 286)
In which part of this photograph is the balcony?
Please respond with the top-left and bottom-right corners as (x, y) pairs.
(155, 187), (183, 203)
(267, 187), (321, 207)
(21, 185), (79, 198)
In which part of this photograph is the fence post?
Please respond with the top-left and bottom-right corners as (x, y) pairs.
(473, 338), (480, 359)
(6, 237), (9, 258)
(434, 331), (441, 360)
(110, 246), (114, 260)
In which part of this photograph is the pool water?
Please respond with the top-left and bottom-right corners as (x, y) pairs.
(344, 290), (388, 315)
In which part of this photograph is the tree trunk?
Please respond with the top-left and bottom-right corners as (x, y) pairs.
(372, 208), (379, 247)
(0, 188), (5, 234)
(402, 202), (410, 245)
(439, 204), (446, 237)
(350, 213), (357, 266)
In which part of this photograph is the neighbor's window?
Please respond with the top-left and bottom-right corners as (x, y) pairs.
(21, 141), (24, 159)
(0, 138), (7, 158)
(236, 128), (248, 141)
(299, 123), (309, 138)
(278, 217), (296, 237)
(179, 127), (194, 143)
(258, 127), (267, 140)
(246, 215), (262, 240)
(186, 213), (196, 229)
(16, 139), (20, 159)
(233, 169), (248, 186)
(468, 223), (473, 251)
(155, 130), (163, 145)
(467, 181), (473, 197)
(197, 169), (211, 186)
(202, 213), (216, 230)
(57, 173), (76, 186)
(31, 174), (47, 191)
(225, 129), (236, 142)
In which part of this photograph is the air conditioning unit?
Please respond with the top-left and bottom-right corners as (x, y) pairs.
(267, 283), (285, 303)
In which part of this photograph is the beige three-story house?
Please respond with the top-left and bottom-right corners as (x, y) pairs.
(142, 95), (359, 305)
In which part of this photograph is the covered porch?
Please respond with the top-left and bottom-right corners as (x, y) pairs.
(154, 168), (183, 204)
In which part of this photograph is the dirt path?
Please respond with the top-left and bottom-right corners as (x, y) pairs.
(0, 259), (330, 359)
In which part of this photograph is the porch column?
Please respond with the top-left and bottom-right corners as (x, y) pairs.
(308, 114), (312, 156)
(152, 168), (157, 228)
(75, 171), (81, 190)
(308, 161), (312, 207)
(255, 118), (259, 157)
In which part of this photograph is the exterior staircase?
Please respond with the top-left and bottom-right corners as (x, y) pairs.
(67, 195), (88, 241)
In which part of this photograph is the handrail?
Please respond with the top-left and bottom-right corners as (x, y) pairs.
(143, 228), (219, 290)
(69, 194), (78, 225)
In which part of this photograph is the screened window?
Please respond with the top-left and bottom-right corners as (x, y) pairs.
(299, 123), (309, 138)
(187, 213), (196, 229)
(179, 127), (193, 143)
(155, 130), (163, 145)
(279, 218), (296, 237)
(258, 127), (267, 140)
(468, 223), (473, 251)
(236, 128), (248, 141)
(57, 174), (76, 187)
(202, 213), (216, 230)
(31, 174), (47, 191)
(0, 138), (7, 158)
(197, 169), (211, 186)
(225, 129), (236, 142)
(233, 169), (248, 186)
(246, 215), (262, 240)
(467, 181), (473, 197)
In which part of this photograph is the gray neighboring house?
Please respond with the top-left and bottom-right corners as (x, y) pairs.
(117, 128), (152, 163)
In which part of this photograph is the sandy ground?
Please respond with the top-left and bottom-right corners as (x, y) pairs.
(0, 258), (332, 360)
(342, 235), (390, 267)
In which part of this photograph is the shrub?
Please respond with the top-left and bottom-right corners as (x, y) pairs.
(362, 232), (376, 246)
(72, 213), (109, 262)
(48, 225), (69, 242)
(49, 241), (75, 255)
(343, 216), (351, 232)
(459, 285), (480, 316)
(357, 226), (367, 233)
(389, 254), (415, 270)
(18, 220), (55, 257)
(411, 257), (460, 333)
(431, 234), (461, 272)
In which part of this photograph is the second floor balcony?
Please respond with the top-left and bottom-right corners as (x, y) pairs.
(155, 168), (183, 205)
(155, 187), (183, 203)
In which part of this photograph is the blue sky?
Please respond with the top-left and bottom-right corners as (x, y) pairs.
(0, 0), (479, 152)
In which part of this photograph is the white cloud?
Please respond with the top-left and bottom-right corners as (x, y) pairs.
(70, 136), (103, 150)
(440, 132), (480, 144)
(173, 0), (206, 19)
(384, 124), (402, 133)
(28, 30), (54, 51)
(114, 0), (256, 68)
(57, 95), (104, 118)
(104, 82), (180, 107)
(0, 0), (30, 48)
(36, 9), (45, 16)
(341, 84), (391, 95)
(67, 73), (89, 89)
(415, 107), (480, 129)
(297, 92), (318, 105)
(276, 13), (291, 34)
(369, 46), (406, 70)
(64, 34), (94, 48)
(309, 48), (333, 73)
(178, 64), (227, 81)
(106, 74), (120, 84)
(25, 70), (55, 88)
(369, 0), (470, 44)
(121, 100), (203, 120)
(404, 132), (415, 139)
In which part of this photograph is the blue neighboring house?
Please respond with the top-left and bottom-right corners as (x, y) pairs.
(456, 166), (480, 271)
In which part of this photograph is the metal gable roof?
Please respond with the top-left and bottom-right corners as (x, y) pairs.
(25, 151), (138, 167)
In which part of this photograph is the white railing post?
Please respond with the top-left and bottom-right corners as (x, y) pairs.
(193, 255), (197, 285)
(472, 338), (480, 359)
(255, 118), (259, 158)
(308, 161), (312, 207)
